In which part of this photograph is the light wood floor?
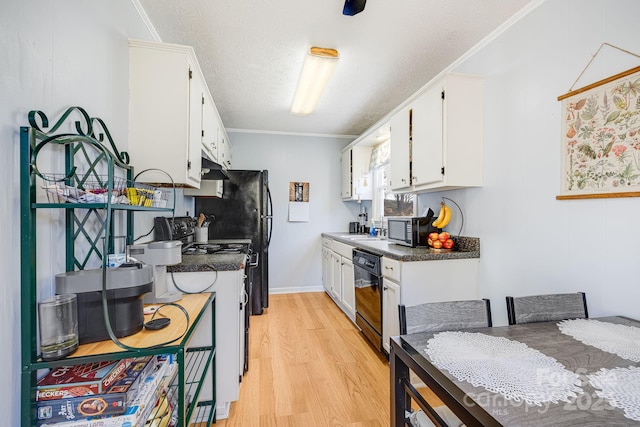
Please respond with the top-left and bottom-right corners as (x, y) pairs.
(215, 292), (441, 426)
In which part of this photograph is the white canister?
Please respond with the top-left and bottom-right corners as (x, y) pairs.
(195, 226), (208, 243)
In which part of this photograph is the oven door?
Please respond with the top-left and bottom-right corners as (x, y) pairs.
(354, 263), (382, 350)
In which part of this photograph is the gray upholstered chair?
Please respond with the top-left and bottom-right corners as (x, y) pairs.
(505, 292), (588, 325)
(399, 299), (492, 335)
(398, 299), (492, 427)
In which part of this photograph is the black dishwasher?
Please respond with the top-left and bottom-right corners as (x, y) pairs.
(353, 248), (383, 352)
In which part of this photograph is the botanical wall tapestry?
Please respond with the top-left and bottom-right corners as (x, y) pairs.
(558, 65), (640, 199)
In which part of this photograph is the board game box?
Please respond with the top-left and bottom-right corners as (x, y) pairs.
(37, 359), (134, 401)
(39, 355), (175, 427)
(36, 356), (157, 425)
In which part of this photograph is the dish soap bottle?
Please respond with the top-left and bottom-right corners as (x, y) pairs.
(369, 220), (376, 237)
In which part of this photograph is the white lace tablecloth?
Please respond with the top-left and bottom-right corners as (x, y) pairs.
(588, 366), (640, 421)
(424, 331), (583, 406)
(558, 318), (640, 362)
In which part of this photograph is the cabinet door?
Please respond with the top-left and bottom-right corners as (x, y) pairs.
(129, 41), (204, 188)
(188, 65), (204, 184)
(330, 251), (342, 301)
(219, 132), (231, 169)
(382, 279), (400, 354)
(341, 149), (352, 198)
(389, 106), (411, 190)
(321, 247), (332, 293)
(412, 84), (444, 187)
(341, 257), (355, 319)
(202, 91), (219, 163)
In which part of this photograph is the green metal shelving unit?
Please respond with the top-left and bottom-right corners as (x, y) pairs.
(19, 107), (216, 426)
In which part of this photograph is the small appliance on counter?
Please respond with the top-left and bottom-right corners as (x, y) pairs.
(154, 216), (196, 243)
(55, 265), (154, 344)
(387, 208), (439, 247)
(128, 240), (183, 304)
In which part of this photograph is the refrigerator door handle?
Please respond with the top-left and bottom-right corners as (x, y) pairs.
(265, 186), (273, 248)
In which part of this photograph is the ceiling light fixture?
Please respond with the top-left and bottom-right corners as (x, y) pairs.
(290, 47), (339, 116)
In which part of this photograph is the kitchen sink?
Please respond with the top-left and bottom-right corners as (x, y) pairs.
(337, 234), (384, 241)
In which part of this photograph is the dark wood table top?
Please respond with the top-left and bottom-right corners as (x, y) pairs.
(394, 316), (640, 426)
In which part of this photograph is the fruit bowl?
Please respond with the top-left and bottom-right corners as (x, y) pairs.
(427, 231), (455, 250)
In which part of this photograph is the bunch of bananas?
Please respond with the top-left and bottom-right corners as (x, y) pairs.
(432, 202), (452, 229)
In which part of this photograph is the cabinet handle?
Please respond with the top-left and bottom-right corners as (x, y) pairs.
(383, 286), (388, 291)
(385, 266), (394, 271)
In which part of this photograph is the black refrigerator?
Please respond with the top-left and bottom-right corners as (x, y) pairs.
(195, 170), (272, 315)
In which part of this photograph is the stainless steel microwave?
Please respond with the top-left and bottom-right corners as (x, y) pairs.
(387, 216), (439, 247)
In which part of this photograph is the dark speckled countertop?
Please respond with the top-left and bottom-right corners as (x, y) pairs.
(167, 239), (251, 272)
(322, 232), (479, 261)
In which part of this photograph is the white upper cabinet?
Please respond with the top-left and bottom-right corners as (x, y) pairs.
(202, 90), (219, 163)
(411, 84), (444, 187)
(341, 146), (373, 200)
(389, 106), (411, 191)
(389, 73), (483, 193)
(219, 132), (232, 170)
(129, 39), (226, 188)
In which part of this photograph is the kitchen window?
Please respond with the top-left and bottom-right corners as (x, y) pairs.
(370, 141), (415, 226)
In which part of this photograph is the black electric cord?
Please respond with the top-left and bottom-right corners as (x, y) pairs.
(143, 303), (190, 346)
(99, 166), (186, 351)
(170, 266), (219, 294)
(134, 224), (155, 242)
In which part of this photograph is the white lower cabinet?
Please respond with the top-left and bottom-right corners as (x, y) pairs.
(382, 278), (400, 354)
(321, 239), (356, 322)
(341, 257), (355, 318)
(381, 256), (479, 353)
(321, 237), (480, 351)
(330, 251), (342, 301)
(169, 269), (244, 420)
(321, 246), (332, 294)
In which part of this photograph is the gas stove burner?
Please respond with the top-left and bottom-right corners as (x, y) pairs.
(220, 248), (242, 254)
(226, 243), (245, 249)
(184, 247), (207, 255)
(200, 244), (222, 252)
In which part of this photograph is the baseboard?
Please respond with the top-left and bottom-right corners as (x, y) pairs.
(269, 285), (325, 294)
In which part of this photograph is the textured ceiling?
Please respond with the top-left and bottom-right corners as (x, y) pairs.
(139, 0), (534, 137)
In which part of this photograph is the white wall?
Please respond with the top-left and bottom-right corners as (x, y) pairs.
(6, 0), (640, 424)
(2, 1), (154, 425)
(418, 0), (640, 326)
(228, 132), (362, 293)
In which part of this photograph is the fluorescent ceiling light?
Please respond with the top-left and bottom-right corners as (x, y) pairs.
(290, 47), (339, 116)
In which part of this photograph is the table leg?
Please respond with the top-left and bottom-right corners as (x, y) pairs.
(390, 340), (410, 427)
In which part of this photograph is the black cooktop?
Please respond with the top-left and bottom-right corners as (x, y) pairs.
(183, 242), (250, 256)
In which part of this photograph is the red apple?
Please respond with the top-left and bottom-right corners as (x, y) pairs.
(443, 238), (454, 249)
(427, 238), (434, 247)
(428, 232), (440, 242)
(432, 240), (443, 249)
(438, 232), (450, 242)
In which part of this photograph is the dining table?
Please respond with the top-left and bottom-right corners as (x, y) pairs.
(390, 316), (640, 426)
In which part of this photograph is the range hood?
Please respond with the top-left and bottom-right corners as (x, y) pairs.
(201, 157), (230, 180)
